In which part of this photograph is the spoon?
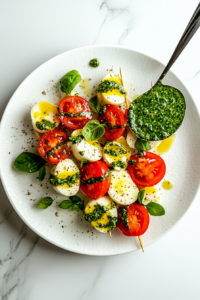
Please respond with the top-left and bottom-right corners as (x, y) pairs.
(128, 3), (200, 142)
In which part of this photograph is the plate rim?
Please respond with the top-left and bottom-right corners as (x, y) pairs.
(1, 44), (200, 256)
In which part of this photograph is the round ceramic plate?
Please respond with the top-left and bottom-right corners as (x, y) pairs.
(1, 45), (200, 256)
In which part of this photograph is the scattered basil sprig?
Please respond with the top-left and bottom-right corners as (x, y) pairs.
(59, 196), (84, 211)
(135, 138), (151, 157)
(14, 152), (46, 173)
(89, 95), (100, 113)
(80, 159), (90, 168)
(137, 189), (165, 216)
(38, 197), (53, 209)
(60, 70), (82, 94)
(39, 166), (46, 182)
(82, 120), (105, 141)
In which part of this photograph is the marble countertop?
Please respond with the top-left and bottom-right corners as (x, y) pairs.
(1, 0), (200, 299)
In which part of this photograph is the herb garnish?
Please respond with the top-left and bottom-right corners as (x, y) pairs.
(39, 166), (46, 182)
(118, 206), (129, 226)
(89, 95), (100, 113)
(104, 149), (127, 157)
(82, 120), (105, 141)
(98, 216), (118, 231)
(110, 161), (126, 169)
(67, 135), (84, 145)
(45, 142), (66, 158)
(80, 159), (90, 167)
(49, 172), (80, 187)
(81, 171), (110, 185)
(137, 189), (165, 216)
(14, 152), (46, 173)
(38, 197), (53, 209)
(58, 111), (90, 117)
(89, 58), (100, 68)
(59, 196), (84, 211)
(36, 119), (56, 131)
(99, 105), (106, 114)
(60, 70), (82, 94)
(84, 205), (108, 222)
(97, 80), (125, 95)
(128, 160), (136, 165)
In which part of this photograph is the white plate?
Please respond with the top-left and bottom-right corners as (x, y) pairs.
(1, 45), (200, 256)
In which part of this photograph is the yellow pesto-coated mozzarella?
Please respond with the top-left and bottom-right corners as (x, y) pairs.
(103, 136), (131, 171)
(84, 196), (117, 233)
(67, 129), (103, 162)
(31, 101), (60, 133)
(108, 170), (139, 205)
(50, 159), (80, 196)
(97, 73), (125, 106)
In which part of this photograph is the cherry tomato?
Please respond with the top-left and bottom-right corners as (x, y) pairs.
(80, 161), (111, 199)
(58, 96), (92, 129)
(128, 152), (166, 187)
(38, 129), (71, 164)
(98, 104), (126, 141)
(117, 203), (150, 236)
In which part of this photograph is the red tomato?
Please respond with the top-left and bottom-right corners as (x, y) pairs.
(58, 96), (92, 129)
(38, 129), (71, 164)
(80, 161), (111, 199)
(98, 104), (126, 141)
(117, 203), (150, 236)
(128, 152), (166, 187)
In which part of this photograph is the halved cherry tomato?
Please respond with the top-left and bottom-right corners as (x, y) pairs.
(117, 203), (150, 236)
(80, 161), (111, 199)
(38, 129), (71, 164)
(128, 152), (166, 187)
(98, 104), (126, 141)
(58, 96), (92, 129)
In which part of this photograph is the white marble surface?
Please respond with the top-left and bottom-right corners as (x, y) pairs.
(1, 0), (200, 299)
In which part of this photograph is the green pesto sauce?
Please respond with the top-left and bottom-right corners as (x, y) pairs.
(104, 122), (127, 129)
(36, 119), (56, 131)
(79, 151), (85, 156)
(89, 58), (100, 68)
(44, 142), (66, 158)
(99, 105), (106, 114)
(110, 161), (126, 169)
(58, 111), (89, 117)
(97, 80), (125, 95)
(80, 171), (110, 185)
(84, 205), (108, 223)
(98, 215), (118, 231)
(128, 84), (186, 141)
(128, 160), (136, 166)
(104, 149), (127, 157)
(118, 206), (129, 226)
(67, 135), (84, 145)
(49, 172), (80, 187)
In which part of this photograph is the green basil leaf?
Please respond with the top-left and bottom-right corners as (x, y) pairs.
(38, 197), (53, 209)
(138, 189), (146, 205)
(69, 195), (82, 204)
(14, 152), (46, 173)
(82, 120), (105, 141)
(145, 202), (165, 216)
(89, 95), (100, 113)
(71, 204), (80, 211)
(39, 166), (46, 182)
(58, 200), (73, 209)
(80, 159), (90, 168)
(135, 139), (151, 151)
(60, 70), (82, 94)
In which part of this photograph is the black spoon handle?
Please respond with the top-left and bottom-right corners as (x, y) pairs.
(155, 3), (200, 85)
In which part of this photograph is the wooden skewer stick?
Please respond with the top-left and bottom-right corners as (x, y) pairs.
(151, 81), (153, 88)
(120, 67), (145, 253)
(119, 67), (130, 109)
(108, 232), (112, 238)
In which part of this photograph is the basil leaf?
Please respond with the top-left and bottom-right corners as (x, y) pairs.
(71, 204), (80, 211)
(58, 200), (73, 209)
(60, 70), (82, 94)
(80, 159), (90, 168)
(135, 139), (151, 151)
(39, 166), (46, 182)
(138, 189), (145, 205)
(14, 152), (46, 173)
(82, 120), (105, 141)
(38, 197), (53, 209)
(145, 202), (165, 216)
(89, 96), (100, 113)
(70, 195), (82, 204)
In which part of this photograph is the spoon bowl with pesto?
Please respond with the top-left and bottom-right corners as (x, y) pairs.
(128, 3), (200, 141)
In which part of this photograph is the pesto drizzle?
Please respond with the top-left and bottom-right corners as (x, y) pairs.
(81, 171), (111, 185)
(49, 172), (80, 187)
(110, 161), (126, 169)
(104, 149), (127, 157)
(97, 80), (125, 95)
(36, 119), (56, 131)
(67, 135), (84, 145)
(44, 142), (66, 158)
(84, 205), (108, 223)
(98, 216), (118, 231)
